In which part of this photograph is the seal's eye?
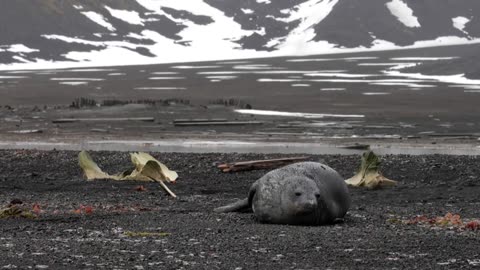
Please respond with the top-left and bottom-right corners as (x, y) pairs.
(295, 192), (302, 197)
(315, 193), (320, 199)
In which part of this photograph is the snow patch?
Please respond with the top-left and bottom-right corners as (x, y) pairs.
(50, 78), (104, 81)
(343, 57), (379, 61)
(270, 0), (339, 53)
(235, 109), (364, 118)
(369, 82), (436, 88)
(59, 82), (89, 86)
(81, 11), (116, 31)
(7, 44), (39, 53)
(321, 88), (345, 91)
(358, 62), (418, 66)
(363, 92), (391, 95)
(135, 0), (262, 61)
(304, 73), (378, 78)
(370, 79), (432, 83)
(105, 6), (145, 26)
(388, 63), (419, 70)
(205, 76), (237, 80)
(452, 16), (470, 34)
(386, 0), (420, 28)
(199, 70), (319, 75)
(61, 46), (156, 67)
(241, 9), (254, 14)
(134, 87), (186, 90)
(258, 78), (300, 82)
(171, 65), (221, 69)
(384, 70), (480, 86)
(126, 33), (149, 40)
(390, 57), (458, 61)
(1, 44), (39, 54)
(308, 79), (380, 83)
(409, 36), (476, 49)
(0, 76), (27, 79)
(256, 0), (271, 4)
(233, 64), (281, 70)
(5, 70), (34, 74)
(450, 85), (480, 90)
(12, 56), (30, 63)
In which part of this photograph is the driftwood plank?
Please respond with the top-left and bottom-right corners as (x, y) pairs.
(338, 144), (370, 150)
(174, 121), (263, 127)
(53, 117), (155, 123)
(8, 129), (43, 134)
(173, 118), (228, 123)
(218, 157), (308, 173)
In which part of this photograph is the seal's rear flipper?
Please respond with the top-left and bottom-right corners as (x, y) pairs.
(214, 198), (250, 213)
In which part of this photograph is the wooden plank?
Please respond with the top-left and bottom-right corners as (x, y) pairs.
(338, 144), (370, 150)
(174, 121), (263, 127)
(52, 117), (155, 123)
(218, 156), (308, 173)
(8, 129), (43, 134)
(173, 118), (228, 123)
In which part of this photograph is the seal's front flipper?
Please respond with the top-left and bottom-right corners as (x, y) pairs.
(214, 198), (250, 213)
(332, 218), (345, 224)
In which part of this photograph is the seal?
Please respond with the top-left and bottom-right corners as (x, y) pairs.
(214, 162), (350, 225)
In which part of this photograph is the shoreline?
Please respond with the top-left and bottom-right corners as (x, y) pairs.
(1, 139), (480, 156)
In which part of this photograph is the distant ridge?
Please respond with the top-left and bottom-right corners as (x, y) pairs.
(1, 0), (480, 70)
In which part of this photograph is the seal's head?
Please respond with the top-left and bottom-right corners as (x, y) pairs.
(282, 176), (321, 216)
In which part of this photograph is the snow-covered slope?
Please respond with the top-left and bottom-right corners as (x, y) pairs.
(0, 0), (480, 70)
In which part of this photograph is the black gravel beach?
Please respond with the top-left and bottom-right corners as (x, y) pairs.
(0, 150), (479, 269)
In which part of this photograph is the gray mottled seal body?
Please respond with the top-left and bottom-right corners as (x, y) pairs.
(214, 162), (350, 225)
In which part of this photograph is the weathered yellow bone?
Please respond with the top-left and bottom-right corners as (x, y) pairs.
(345, 151), (397, 189)
(78, 151), (178, 197)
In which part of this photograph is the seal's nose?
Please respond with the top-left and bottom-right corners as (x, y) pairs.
(295, 199), (318, 215)
(303, 200), (317, 211)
